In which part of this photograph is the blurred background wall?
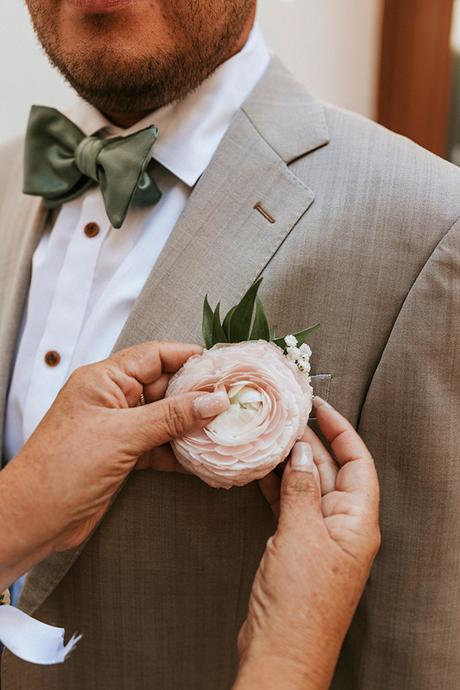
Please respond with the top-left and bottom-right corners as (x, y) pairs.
(258, 0), (383, 118)
(0, 0), (384, 144)
(378, 0), (455, 158)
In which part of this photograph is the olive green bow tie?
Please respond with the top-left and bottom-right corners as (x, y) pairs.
(23, 105), (162, 229)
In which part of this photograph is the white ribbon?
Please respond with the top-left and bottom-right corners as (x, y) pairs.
(0, 605), (81, 664)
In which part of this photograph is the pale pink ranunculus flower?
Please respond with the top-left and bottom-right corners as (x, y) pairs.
(166, 340), (313, 489)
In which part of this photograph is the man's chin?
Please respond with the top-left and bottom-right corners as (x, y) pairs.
(54, 47), (187, 114)
(57, 59), (156, 112)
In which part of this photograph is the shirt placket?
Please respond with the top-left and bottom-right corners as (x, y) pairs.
(22, 192), (110, 441)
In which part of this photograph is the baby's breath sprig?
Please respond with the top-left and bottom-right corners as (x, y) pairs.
(284, 335), (312, 375)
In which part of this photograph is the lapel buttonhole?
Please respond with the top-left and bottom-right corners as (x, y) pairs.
(253, 201), (276, 224)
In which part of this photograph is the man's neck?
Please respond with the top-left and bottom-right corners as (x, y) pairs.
(102, 15), (256, 129)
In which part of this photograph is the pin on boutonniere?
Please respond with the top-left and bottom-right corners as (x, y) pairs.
(166, 278), (319, 489)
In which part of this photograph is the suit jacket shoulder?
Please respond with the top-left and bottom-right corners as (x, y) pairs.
(314, 102), (460, 250)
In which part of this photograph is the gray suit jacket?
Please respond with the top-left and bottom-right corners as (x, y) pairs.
(1, 58), (460, 689)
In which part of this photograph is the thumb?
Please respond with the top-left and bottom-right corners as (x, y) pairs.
(122, 389), (229, 453)
(279, 443), (322, 532)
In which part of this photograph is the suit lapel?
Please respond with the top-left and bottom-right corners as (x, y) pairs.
(0, 175), (48, 453)
(115, 114), (315, 350)
(18, 58), (330, 615)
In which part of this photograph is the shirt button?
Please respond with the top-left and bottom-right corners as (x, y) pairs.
(84, 222), (100, 238)
(44, 350), (61, 367)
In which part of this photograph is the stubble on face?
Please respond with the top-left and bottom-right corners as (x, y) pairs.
(26, 0), (256, 118)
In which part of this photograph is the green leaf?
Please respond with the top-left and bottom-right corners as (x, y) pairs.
(294, 323), (321, 346)
(212, 302), (228, 345)
(249, 297), (270, 340)
(273, 323), (320, 349)
(202, 295), (214, 349)
(222, 305), (237, 339)
(228, 278), (263, 342)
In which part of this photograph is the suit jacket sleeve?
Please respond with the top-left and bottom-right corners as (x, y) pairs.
(337, 217), (460, 688)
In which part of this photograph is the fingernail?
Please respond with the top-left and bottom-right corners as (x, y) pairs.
(193, 390), (230, 419)
(312, 396), (331, 410)
(291, 442), (314, 472)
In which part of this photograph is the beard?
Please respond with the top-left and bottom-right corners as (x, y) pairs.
(27, 0), (255, 114)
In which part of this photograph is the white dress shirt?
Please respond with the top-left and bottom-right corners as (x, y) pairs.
(4, 25), (270, 462)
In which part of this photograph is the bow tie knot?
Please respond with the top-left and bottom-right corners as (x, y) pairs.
(23, 105), (162, 228)
(74, 135), (107, 181)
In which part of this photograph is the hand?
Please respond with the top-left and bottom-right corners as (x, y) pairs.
(0, 341), (229, 587)
(234, 399), (380, 690)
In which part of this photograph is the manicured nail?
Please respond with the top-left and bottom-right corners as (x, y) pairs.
(193, 390), (230, 419)
(312, 396), (331, 410)
(291, 442), (314, 472)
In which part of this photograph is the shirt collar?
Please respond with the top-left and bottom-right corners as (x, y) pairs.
(69, 24), (270, 187)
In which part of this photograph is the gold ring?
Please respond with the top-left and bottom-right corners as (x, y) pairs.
(0, 589), (10, 606)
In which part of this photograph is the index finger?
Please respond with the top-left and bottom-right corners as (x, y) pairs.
(313, 398), (371, 466)
(110, 341), (203, 384)
(258, 471), (282, 519)
(313, 398), (379, 500)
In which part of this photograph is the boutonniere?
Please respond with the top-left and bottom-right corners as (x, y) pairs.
(166, 279), (319, 489)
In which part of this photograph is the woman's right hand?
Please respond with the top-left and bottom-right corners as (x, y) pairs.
(234, 399), (381, 690)
(0, 341), (229, 591)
